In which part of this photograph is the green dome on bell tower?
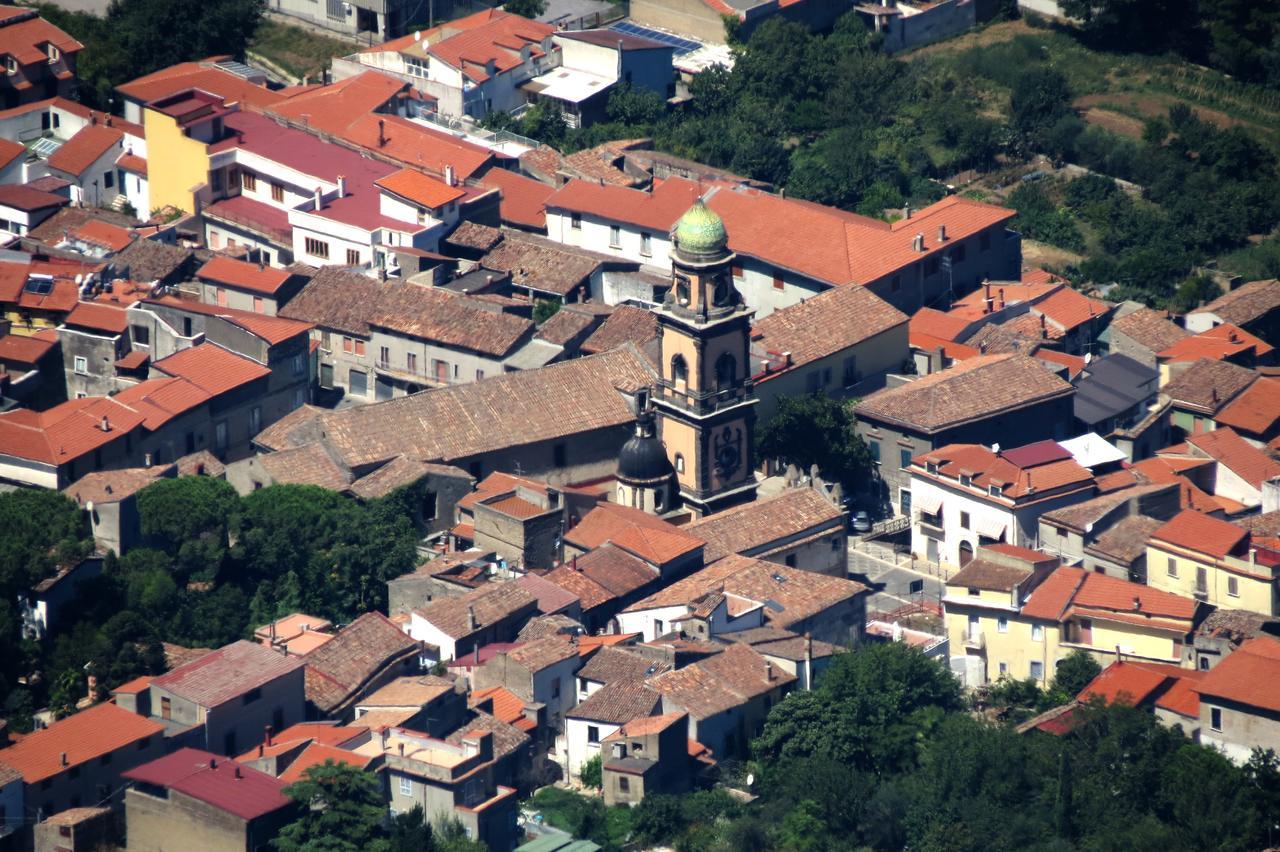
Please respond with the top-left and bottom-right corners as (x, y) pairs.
(674, 198), (728, 262)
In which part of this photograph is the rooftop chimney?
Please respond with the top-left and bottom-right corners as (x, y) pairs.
(445, 164), (455, 187)
(1131, 596), (1141, 611)
(913, 233), (925, 253)
(378, 118), (387, 147)
(313, 187), (323, 211)
(265, 725), (273, 747)
(336, 175), (346, 198)
(765, 661), (774, 681)
(234, 766), (242, 779)
(467, 605), (477, 631)
(210, 757), (217, 769)
(398, 742), (405, 756)
(60, 752), (68, 767)
(937, 224), (947, 242)
(99, 416), (110, 432)
(902, 204), (911, 220)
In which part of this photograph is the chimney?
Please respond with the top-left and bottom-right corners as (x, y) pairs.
(144, 452), (153, 467)
(398, 742), (405, 756)
(902, 204), (911, 220)
(445, 164), (455, 187)
(60, 752), (68, 767)
(467, 605), (477, 631)
(1250, 547), (1257, 564)
(99, 415), (110, 432)
(378, 118), (387, 147)
(998, 288), (1005, 310)
(937, 224), (947, 242)
(336, 175), (346, 198)
(234, 766), (242, 779)
(473, 644), (480, 665)
(913, 233), (925, 253)
(209, 757), (217, 769)
(265, 725), (273, 747)
(257, 743), (264, 757)
(313, 187), (322, 211)
(1131, 596), (1141, 611)
(765, 661), (774, 681)
(89, 111), (96, 125)
(105, 115), (113, 127)
(380, 728), (389, 749)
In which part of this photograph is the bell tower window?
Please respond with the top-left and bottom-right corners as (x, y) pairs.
(671, 354), (688, 388)
(715, 352), (735, 390)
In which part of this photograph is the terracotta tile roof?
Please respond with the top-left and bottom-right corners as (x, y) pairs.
(1079, 660), (1204, 718)
(684, 488), (845, 563)
(47, 124), (124, 177)
(566, 502), (704, 564)
(375, 168), (466, 210)
(1215, 377), (1280, 436)
(567, 679), (660, 724)
(0, 331), (56, 366)
(110, 239), (194, 284)
(0, 11), (82, 65)
(542, 564), (612, 611)
(1040, 482), (1169, 532)
(577, 646), (669, 684)
(415, 581), (537, 640)
(369, 285), (533, 358)
(625, 554), (867, 631)
(359, 675), (454, 708)
(516, 613), (583, 640)
(1158, 324), (1268, 364)
(1195, 635), (1280, 713)
(505, 634), (579, 672)
(547, 177), (702, 233)
(298, 111), (492, 181)
(116, 152), (147, 176)
(547, 544), (657, 610)
(197, 256), (295, 296)
(1021, 566), (1197, 623)
(752, 284), (905, 379)
(1150, 508), (1248, 558)
(535, 307), (598, 346)
(277, 742), (374, 784)
(1193, 279), (1280, 327)
(0, 184), (66, 212)
(350, 456), (469, 500)
(445, 709), (531, 759)
(63, 463), (173, 505)
(152, 640), (303, 708)
(1084, 514), (1166, 565)
(855, 353), (1073, 433)
(61, 300), (126, 334)
(446, 221), (504, 253)
(117, 58), (283, 109)
(124, 748), (289, 820)
(605, 712), (686, 740)
(0, 701), (162, 784)
(478, 229), (610, 297)
(151, 342), (271, 395)
(649, 643), (793, 719)
(0, 394), (147, 465)
(1182, 426), (1280, 489)
(479, 167), (554, 229)
(1238, 512), (1280, 538)
(947, 557), (1033, 592)
(374, 10), (553, 83)
(302, 613), (419, 713)
(259, 441), (352, 492)
(1109, 306), (1190, 353)
(111, 675), (154, 695)
(27, 206), (139, 247)
(1035, 348), (1086, 378)
(1163, 359), (1258, 414)
(1030, 286), (1112, 332)
(513, 572), (580, 614)
(580, 305), (659, 355)
(909, 306), (972, 343)
(469, 686), (536, 732)
(915, 442), (1094, 502)
(278, 266), (384, 337)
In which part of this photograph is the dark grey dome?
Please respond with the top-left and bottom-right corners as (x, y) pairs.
(618, 432), (675, 485)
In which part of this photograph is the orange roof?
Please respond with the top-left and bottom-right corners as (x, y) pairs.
(312, 112), (493, 182)
(0, 11), (82, 65)
(72, 219), (134, 252)
(1021, 566), (1197, 623)
(374, 168), (466, 210)
(197, 255), (293, 296)
(1080, 660), (1204, 717)
(151, 342), (270, 395)
(606, 711), (685, 738)
(1215, 377), (1280, 436)
(269, 71), (410, 131)
(236, 723), (366, 762)
(371, 10), (554, 83)
(278, 742), (373, 784)
(0, 137), (24, 170)
(1035, 348), (1086, 377)
(1195, 635), (1280, 713)
(1150, 508), (1248, 558)
(1183, 426), (1280, 488)
(64, 300), (128, 333)
(0, 332), (55, 365)
(0, 394), (146, 464)
(118, 58), (284, 110)
(1158, 323), (1270, 363)
(0, 701), (163, 783)
(567, 502), (704, 564)
(471, 685), (536, 731)
(143, 296), (312, 345)
(47, 124), (123, 177)
(576, 633), (638, 655)
(116, 152), (147, 176)
(1032, 286), (1112, 332)
(915, 443), (1094, 500)
(479, 167), (553, 230)
(909, 307), (972, 342)
(111, 675), (155, 695)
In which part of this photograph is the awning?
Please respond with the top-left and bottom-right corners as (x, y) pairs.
(915, 490), (943, 515)
(976, 516), (1007, 540)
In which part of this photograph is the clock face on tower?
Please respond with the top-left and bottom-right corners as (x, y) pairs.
(713, 425), (742, 479)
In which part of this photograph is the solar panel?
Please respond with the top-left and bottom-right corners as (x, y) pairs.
(609, 21), (702, 55)
(23, 276), (52, 295)
(30, 137), (61, 158)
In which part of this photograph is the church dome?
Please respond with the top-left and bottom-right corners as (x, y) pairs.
(617, 430), (675, 485)
(674, 199), (728, 260)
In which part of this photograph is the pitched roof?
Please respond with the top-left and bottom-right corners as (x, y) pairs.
(648, 643), (794, 719)
(63, 300), (129, 334)
(469, 685), (536, 732)
(369, 285), (533, 358)
(1215, 377), (1280, 437)
(415, 581), (537, 640)
(752, 284), (906, 378)
(1194, 635), (1280, 713)
(1040, 482), (1170, 533)
(915, 442), (1094, 502)
(0, 701), (163, 783)
(123, 748), (290, 820)
(0, 394), (147, 465)
(63, 464), (173, 505)
(577, 646), (670, 684)
(1108, 306), (1190, 353)
(1192, 279), (1280, 327)
(277, 742), (375, 784)
(947, 557), (1034, 592)
(535, 307), (598, 347)
(374, 168), (466, 209)
(1158, 323), (1272, 364)
(478, 166), (554, 230)
(47, 124), (124, 177)
(255, 345), (653, 469)
(1021, 566), (1197, 623)
(444, 709), (531, 759)
(302, 613), (419, 713)
(580, 305), (659, 355)
(1084, 514), (1166, 565)
(151, 342), (271, 395)
(683, 488), (845, 563)
(546, 545), (657, 611)
(0, 10), (82, 65)
(504, 635), (579, 672)
(1079, 660), (1205, 718)
(512, 571), (580, 614)
(368, 10), (554, 83)
(0, 331), (56, 366)
(1149, 508), (1248, 558)
(567, 679), (660, 724)
(1183, 426), (1280, 488)
(110, 239), (193, 284)
(259, 441), (352, 492)
(0, 184), (67, 212)
(117, 58), (283, 109)
(349, 456), (469, 500)
(566, 502), (704, 564)
(478, 229), (611, 297)
(358, 675), (455, 708)
(151, 640), (304, 708)
(197, 255), (295, 296)
(278, 266), (384, 337)
(854, 353), (1073, 433)
(1162, 359), (1258, 414)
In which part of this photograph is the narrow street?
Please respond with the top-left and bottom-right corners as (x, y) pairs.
(848, 536), (948, 615)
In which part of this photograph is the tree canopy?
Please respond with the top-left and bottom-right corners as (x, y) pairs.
(758, 394), (873, 496)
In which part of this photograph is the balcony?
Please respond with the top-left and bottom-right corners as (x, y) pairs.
(656, 378), (754, 416)
(963, 630), (985, 650)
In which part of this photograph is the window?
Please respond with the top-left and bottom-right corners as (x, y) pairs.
(843, 356), (858, 387)
(271, 182), (284, 202)
(1029, 661), (1044, 680)
(406, 352), (418, 374)
(241, 171), (256, 192)
(476, 369), (484, 380)
(322, 330), (332, 351)
(925, 257), (939, 276)
(953, 243), (967, 263)
(989, 485), (1003, 497)
(980, 232), (991, 252)
(243, 687), (261, 704)
(960, 474), (971, 487)
(570, 213), (581, 229)
(997, 617), (1008, 633)
(587, 725), (600, 744)
(552, 677), (561, 698)
(399, 776), (413, 796)
(960, 511), (970, 529)
(253, 296), (264, 314)
(609, 225), (621, 248)
(305, 237), (329, 260)
(868, 440), (880, 464)
(378, 346), (390, 366)
(998, 661), (1008, 676)
(1210, 707), (1222, 731)
(772, 272), (784, 291)
(346, 248), (361, 266)
(291, 354), (305, 376)
(640, 233), (651, 257)
(73, 355), (88, 374)
(553, 443), (567, 467)
(215, 421), (228, 450)
(210, 170), (224, 194)
(900, 449), (912, 469)
(104, 170), (114, 189)
(354, 340), (365, 357)
(785, 554), (797, 567)
(4, 56), (15, 75)
(670, 354), (688, 386)
(1167, 558), (1178, 578)
(249, 406), (261, 435)
(900, 488), (912, 516)
(216, 287), (228, 307)
(618, 776), (630, 793)
(1032, 624), (1043, 640)
(343, 337), (353, 354)
(47, 44), (60, 63)
(1227, 576), (1239, 597)
(674, 453), (684, 474)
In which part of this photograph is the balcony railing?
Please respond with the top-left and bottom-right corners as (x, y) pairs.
(657, 379), (753, 414)
(963, 630), (985, 650)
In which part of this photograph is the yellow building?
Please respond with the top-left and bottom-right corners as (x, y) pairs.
(142, 90), (226, 217)
(945, 544), (1202, 688)
(1146, 509), (1279, 616)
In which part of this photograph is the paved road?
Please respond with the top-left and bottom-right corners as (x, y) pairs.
(38, 0), (110, 15)
(848, 538), (945, 615)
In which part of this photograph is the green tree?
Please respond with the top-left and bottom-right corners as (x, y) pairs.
(533, 299), (561, 324)
(579, 753), (603, 789)
(137, 476), (239, 580)
(1048, 649), (1102, 699)
(758, 394), (872, 494)
(1009, 68), (1072, 151)
(1170, 274), (1223, 313)
(502, 0), (547, 18)
(274, 760), (390, 852)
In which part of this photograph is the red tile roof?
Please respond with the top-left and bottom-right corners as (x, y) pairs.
(277, 742), (374, 784)
(0, 184), (67, 212)
(368, 10), (553, 83)
(0, 332), (56, 365)
(1021, 566), (1197, 623)
(1183, 426), (1280, 489)
(0, 10), (82, 65)
(0, 394), (145, 464)
(124, 748), (290, 820)
(1079, 660), (1204, 718)
(375, 168), (465, 210)
(909, 306), (972, 342)
(151, 640), (303, 708)
(1158, 324), (1268, 364)
(47, 124), (123, 178)
(915, 442), (1093, 500)
(116, 152), (147, 176)
(197, 255), (294, 296)
(470, 685), (538, 732)
(1215, 377), (1280, 437)
(0, 701), (163, 783)
(151, 342), (271, 396)
(117, 58), (283, 109)
(1150, 508), (1248, 558)
(143, 296), (312, 345)
(1194, 635), (1280, 713)
(479, 166), (553, 230)
(566, 502), (704, 564)
(1031, 286), (1112, 332)
(72, 219), (134, 252)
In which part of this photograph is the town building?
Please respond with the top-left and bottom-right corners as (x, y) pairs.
(682, 484), (847, 574)
(254, 613), (335, 657)
(194, 255), (308, 317)
(0, 8), (81, 108)
(1036, 482), (1180, 580)
(1185, 278), (1280, 343)
(1161, 358), (1260, 440)
(907, 440), (1096, 569)
(601, 711), (710, 806)
(123, 748), (294, 852)
(1186, 607), (1280, 672)
(1158, 427), (1280, 511)
(408, 581), (539, 662)
(354, 676), (466, 738)
(473, 635), (582, 730)
(63, 463), (176, 555)
(855, 353), (1076, 517)
(1076, 659), (1204, 736)
(19, 554), (103, 640)
(1194, 635), (1280, 764)
(1102, 303), (1191, 369)
(300, 612), (422, 720)
(1071, 354), (1159, 439)
(274, 0), (418, 41)
(564, 679), (661, 780)
(524, 30), (674, 129)
(1146, 509), (1280, 616)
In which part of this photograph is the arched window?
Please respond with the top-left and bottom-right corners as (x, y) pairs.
(674, 453), (685, 474)
(671, 354), (688, 387)
(715, 352), (735, 389)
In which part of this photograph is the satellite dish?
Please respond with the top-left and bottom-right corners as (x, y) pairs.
(991, 442), (1000, 454)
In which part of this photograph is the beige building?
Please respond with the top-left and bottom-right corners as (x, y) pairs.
(1195, 636), (1280, 764)
(1146, 509), (1280, 616)
(602, 712), (711, 806)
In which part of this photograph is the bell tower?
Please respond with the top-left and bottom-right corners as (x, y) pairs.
(653, 198), (757, 517)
